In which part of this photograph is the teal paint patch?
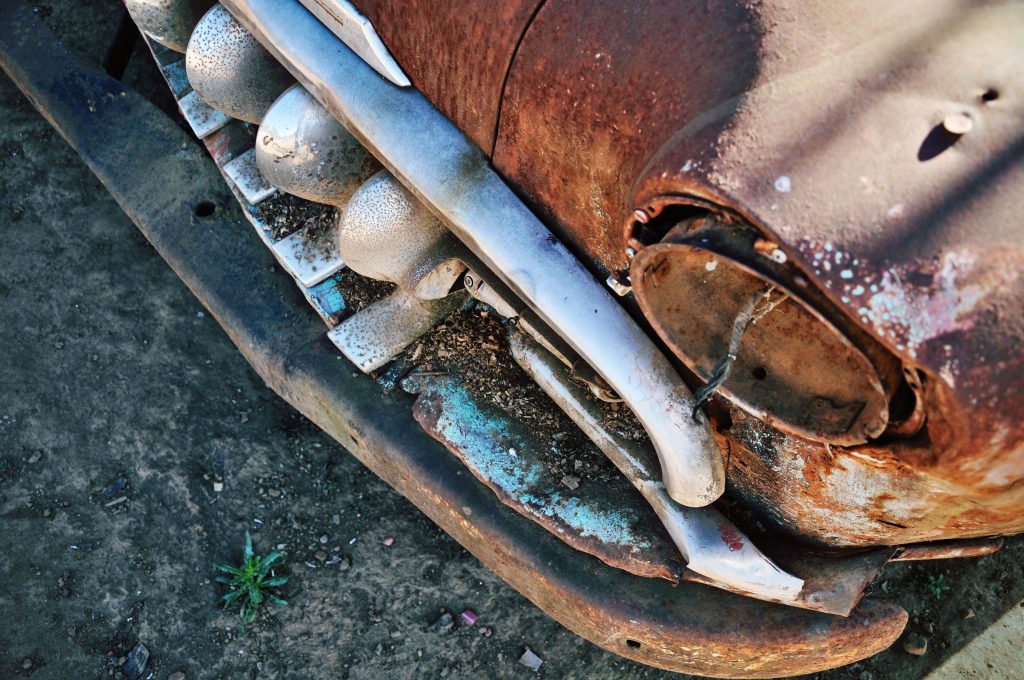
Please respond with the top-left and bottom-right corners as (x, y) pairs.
(160, 58), (190, 99)
(407, 376), (679, 579)
(309, 274), (348, 324)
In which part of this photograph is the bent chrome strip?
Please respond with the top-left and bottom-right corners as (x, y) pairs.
(297, 0), (411, 87)
(509, 331), (805, 603)
(222, 0), (726, 509)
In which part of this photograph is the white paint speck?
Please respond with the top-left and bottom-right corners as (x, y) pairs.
(705, 260), (717, 272)
(774, 175), (792, 193)
(840, 269), (853, 279)
(851, 285), (865, 296)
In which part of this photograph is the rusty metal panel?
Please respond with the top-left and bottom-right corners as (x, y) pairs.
(493, 0), (762, 275)
(351, 0), (542, 152)
(492, 0), (1024, 546)
(0, 6), (913, 675)
(623, 1), (1024, 547)
(894, 537), (1004, 562)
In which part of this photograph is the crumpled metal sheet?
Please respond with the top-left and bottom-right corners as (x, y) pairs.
(404, 370), (897, 616)
(404, 373), (685, 582)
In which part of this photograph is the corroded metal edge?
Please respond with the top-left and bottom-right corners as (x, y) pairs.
(0, 7), (908, 676)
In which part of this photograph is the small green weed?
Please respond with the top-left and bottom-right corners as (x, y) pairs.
(926, 573), (951, 600)
(214, 531), (288, 629)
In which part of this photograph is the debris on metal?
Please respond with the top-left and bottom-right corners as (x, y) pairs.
(329, 290), (466, 373)
(255, 84), (381, 207)
(272, 223), (345, 288)
(185, 4), (293, 124)
(177, 89), (229, 138)
(403, 373), (685, 583)
(223, 149), (276, 205)
(124, 0), (214, 53)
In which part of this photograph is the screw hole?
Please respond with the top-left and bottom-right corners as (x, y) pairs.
(194, 201), (216, 218)
(981, 88), (999, 103)
(752, 366), (768, 380)
(625, 639), (642, 649)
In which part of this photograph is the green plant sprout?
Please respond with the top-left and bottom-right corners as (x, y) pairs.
(214, 531), (288, 629)
(926, 573), (951, 600)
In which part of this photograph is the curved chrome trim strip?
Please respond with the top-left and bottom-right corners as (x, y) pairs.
(221, 0), (725, 508)
(509, 331), (804, 602)
(298, 0), (411, 87)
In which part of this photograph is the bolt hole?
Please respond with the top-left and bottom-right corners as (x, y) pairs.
(981, 88), (999, 103)
(752, 366), (768, 381)
(625, 639), (642, 649)
(194, 201), (216, 218)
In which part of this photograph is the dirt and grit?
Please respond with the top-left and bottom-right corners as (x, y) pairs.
(1, 2), (1023, 679)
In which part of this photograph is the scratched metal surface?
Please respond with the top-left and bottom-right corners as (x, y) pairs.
(0, 4), (916, 674)
(490, 0), (1024, 547)
(352, 0), (542, 153)
(627, 1), (1024, 547)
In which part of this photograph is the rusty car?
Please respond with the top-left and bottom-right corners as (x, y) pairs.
(2, 0), (1021, 676)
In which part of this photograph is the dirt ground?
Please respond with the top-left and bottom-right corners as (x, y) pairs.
(1, 2), (1022, 679)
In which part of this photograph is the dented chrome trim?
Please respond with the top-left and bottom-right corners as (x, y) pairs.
(509, 331), (806, 603)
(297, 0), (411, 87)
(221, 0), (726, 509)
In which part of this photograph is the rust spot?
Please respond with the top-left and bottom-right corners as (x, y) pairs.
(718, 521), (745, 552)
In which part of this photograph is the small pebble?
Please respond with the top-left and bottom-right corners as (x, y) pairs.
(22, 658), (32, 670)
(319, 534), (329, 544)
(903, 632), (928, 656)
(28, 451), (41, 464)
(383, 537), (394, 547)
(561, 475), (580, 491)
(519, 648), (544, 672)
(169, 673), (185, 680)
(429, 612), (454, 633)
(962, 608), (976, 619)
(460, 609), (478, 626)
(123, 642), (149, 678)
(314, 551), (328, 562)
(212, 482), (224, 493)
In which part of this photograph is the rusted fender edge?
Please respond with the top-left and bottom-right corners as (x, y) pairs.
(0, 7), (907, 676)
(894, 537), (1004, 562)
